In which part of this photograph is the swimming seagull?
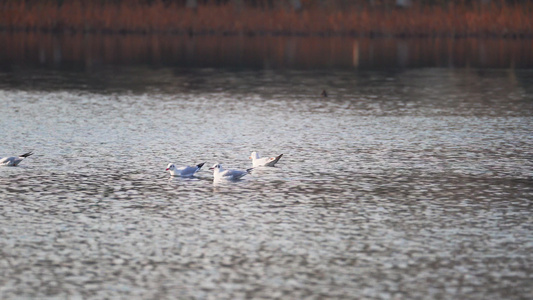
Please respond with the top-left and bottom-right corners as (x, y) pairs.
(249, 151), (283, 167)
(166, 162), (205, 177)
(0, 151), (33, 166)
(209, 163), (252, 181)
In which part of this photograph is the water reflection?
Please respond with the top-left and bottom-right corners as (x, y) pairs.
(1, 33), (533, 71)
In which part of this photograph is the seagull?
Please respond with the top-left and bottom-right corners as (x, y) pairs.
(209, 163), (252, 181)
(249, 151), (283, 167)
(0, 151), (33, 166)
(166, 162), (205, 177)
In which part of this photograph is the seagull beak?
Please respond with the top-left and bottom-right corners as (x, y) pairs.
(249, 156), (251, 159)
(209, 167), (214, 170)
(165, 168), (169, 171)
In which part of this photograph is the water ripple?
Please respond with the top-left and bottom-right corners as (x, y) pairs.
(1, 69), (532, 299)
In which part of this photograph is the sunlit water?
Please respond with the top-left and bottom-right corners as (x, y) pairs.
(1, 68), (532, 299)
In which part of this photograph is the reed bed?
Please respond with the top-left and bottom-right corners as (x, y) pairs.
(1, 0), (532, 37)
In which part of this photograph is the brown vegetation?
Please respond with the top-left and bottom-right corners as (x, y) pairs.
(0, 0), (532, 37)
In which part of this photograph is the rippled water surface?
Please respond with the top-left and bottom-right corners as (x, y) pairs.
(1, 68), (533, 299)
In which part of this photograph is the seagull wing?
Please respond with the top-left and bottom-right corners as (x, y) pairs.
(179, 165), (198, 176)
(228, 169), (249, 179)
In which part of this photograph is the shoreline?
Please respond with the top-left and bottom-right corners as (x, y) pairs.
(2, 28), (533, 39)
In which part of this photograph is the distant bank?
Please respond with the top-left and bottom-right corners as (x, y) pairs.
(1, 0), (532, 38)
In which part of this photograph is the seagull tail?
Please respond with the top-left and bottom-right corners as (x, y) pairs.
(19, 151), (33, 158)
(196, 162), (205, 169)
(271, 154), (283, 164)
(246, 168), (254, 174)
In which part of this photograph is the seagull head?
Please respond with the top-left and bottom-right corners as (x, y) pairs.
(166, 163), (175, 171)
(209, 163), (222, 171)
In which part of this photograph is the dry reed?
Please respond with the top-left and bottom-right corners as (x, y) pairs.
(0, 0), (532, 37)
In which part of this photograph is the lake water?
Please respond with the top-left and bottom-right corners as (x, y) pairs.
(1, 35), (533, 299)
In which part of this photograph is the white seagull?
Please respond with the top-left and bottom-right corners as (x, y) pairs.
(166, 162), (205, 177)
(209, 163), (252, 181)
(0, 151), (33, 166)
(249, 151), (283, 167)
